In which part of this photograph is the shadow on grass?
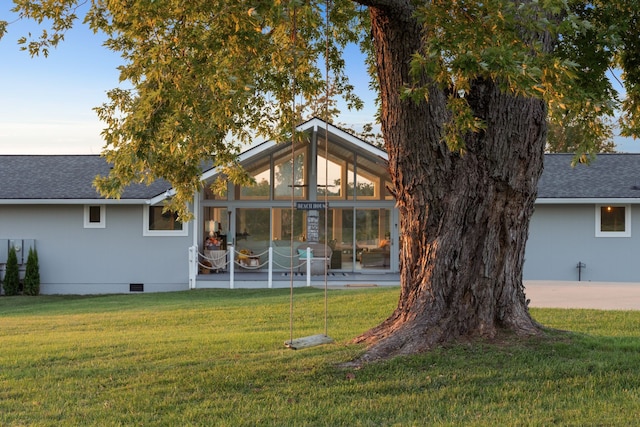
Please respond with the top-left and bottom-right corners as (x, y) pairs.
(322, 327), (640, 424)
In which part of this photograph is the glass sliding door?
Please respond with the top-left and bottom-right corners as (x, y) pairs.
(355, 208), (391, 271)
(272, 208), (305, 243)
(319, 207), (392, 271)
(235, 208), (270, 243)
(318, 208), (355, 271)
(203, 207), (229, 249)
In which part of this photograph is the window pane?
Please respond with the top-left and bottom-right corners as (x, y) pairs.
(355, 172), (376, 198)
(274, 149), (306, 199)
(239, 156), (271, 199)
(89, 206), (101, 223)
(601, 206), (625, 232)
(236, 208), (270, 242)
(355, 155), (380, 199)
(204, 207), (229, 248)
(356, 208), (391, 270)
(272, 208), (305, 242)
(149, 206), (182, 231)
(203, 178), (228, 200)
(317, 154), (342, 198)
(318, 208), (354, 269)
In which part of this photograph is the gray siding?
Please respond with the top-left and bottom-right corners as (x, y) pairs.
(1, 204), (191, 294)
(524, 204), (640, 282)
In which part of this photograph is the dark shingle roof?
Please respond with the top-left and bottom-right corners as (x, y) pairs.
(539, 153), (640, 199)
(0, 155), (171, 200)
(3, 152), (640, 201)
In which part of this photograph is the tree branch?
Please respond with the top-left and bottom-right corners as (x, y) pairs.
(351, 0), (414, 19)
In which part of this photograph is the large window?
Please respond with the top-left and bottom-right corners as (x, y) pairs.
(143, 206), (187, 236)
(596, 205), (631, 237)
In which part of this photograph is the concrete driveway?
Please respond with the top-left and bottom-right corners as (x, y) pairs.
(525, 280), (640, 310)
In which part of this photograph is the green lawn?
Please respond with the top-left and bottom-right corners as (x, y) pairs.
(1, 287), (640, 426)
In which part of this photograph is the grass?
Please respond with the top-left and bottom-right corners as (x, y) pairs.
(1, 287), (640, 426)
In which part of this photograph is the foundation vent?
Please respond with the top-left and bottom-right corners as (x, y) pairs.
(129, 283), (144, 292)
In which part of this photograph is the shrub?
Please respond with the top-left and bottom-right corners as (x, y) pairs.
(23, 247), (40, 296)
(3, 246), (20, 296)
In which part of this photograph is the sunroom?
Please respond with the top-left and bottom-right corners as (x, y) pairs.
(194, 118), (400, 282)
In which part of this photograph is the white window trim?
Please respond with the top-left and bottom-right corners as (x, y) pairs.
(595, 204), (631, 238)
(143, 205), (188, 237)
(84, 205), (106, 228)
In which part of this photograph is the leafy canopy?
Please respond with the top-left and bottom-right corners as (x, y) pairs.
(408, 0), (640, 157)
(3, 0), (640, 213)
(4, 0), (368, 218)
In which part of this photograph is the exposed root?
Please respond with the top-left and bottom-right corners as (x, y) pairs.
(345, 317), (543, 368)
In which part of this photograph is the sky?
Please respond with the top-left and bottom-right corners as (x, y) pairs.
(0, 5), (377, 155)
(1, 4), (638, 155)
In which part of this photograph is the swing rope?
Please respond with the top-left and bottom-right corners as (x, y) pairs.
(288, 2), (298, 348)
(322, 0), (331, 338)
(285, 0), (334, 350)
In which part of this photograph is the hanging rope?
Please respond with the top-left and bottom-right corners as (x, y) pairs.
(323, 0), (331, 338)
(289, 2), (298, 347)
(285, 0), (334, 350)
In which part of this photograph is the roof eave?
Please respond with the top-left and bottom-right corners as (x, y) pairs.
(536, 197), (640, 204)
(0, 198), (150, 205)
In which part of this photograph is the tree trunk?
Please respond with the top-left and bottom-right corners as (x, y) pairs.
(355, 1), (547, 363)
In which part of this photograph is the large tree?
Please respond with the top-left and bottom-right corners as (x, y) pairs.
(3, 0), (639, 363)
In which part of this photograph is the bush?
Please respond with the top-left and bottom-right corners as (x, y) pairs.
(23, 248), (40, 296)
(3, 246), (20, 296)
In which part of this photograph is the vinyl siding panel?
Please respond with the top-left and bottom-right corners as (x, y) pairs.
(524, 204), (640, 282)
(0, 204), (191, 294)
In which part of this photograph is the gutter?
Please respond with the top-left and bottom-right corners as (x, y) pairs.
(0, 198), (151, 205)
(535, 198), (640, 204)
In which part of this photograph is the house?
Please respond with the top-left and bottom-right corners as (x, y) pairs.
(2, 118), (639, 294)
(524, 153), (640, 283)
(0, 118), (400, 294)
(0, 155), (188, 294)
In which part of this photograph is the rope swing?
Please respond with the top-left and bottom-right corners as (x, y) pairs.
(284, 0), (334, 350)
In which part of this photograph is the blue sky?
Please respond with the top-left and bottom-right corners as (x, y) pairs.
(1, 5), (637, 154)
(0, 10), (122, 154)
(0, 6), (377, 155)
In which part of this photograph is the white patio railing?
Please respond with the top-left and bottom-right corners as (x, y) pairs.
(189, 244), (314, 289)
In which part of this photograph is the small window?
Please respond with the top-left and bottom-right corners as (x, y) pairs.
(143, 206), (188, 236)
(84, 205), (105, 228)
(89, 206), (101, 223)
(596, 205), (631, 237)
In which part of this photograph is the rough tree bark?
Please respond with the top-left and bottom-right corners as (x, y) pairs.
(354, 0), (548, 363)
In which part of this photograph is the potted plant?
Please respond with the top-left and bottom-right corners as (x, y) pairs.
(237, 249), (251, 266)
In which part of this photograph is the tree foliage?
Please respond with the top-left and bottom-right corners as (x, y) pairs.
(2, 0), (639, 213)
(3, 0), (370, 218)
(405, 0), (639, 158)
(546, 120), (616, 154)
(23, 247), (40, 296)
(3, 247), (20, 296)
